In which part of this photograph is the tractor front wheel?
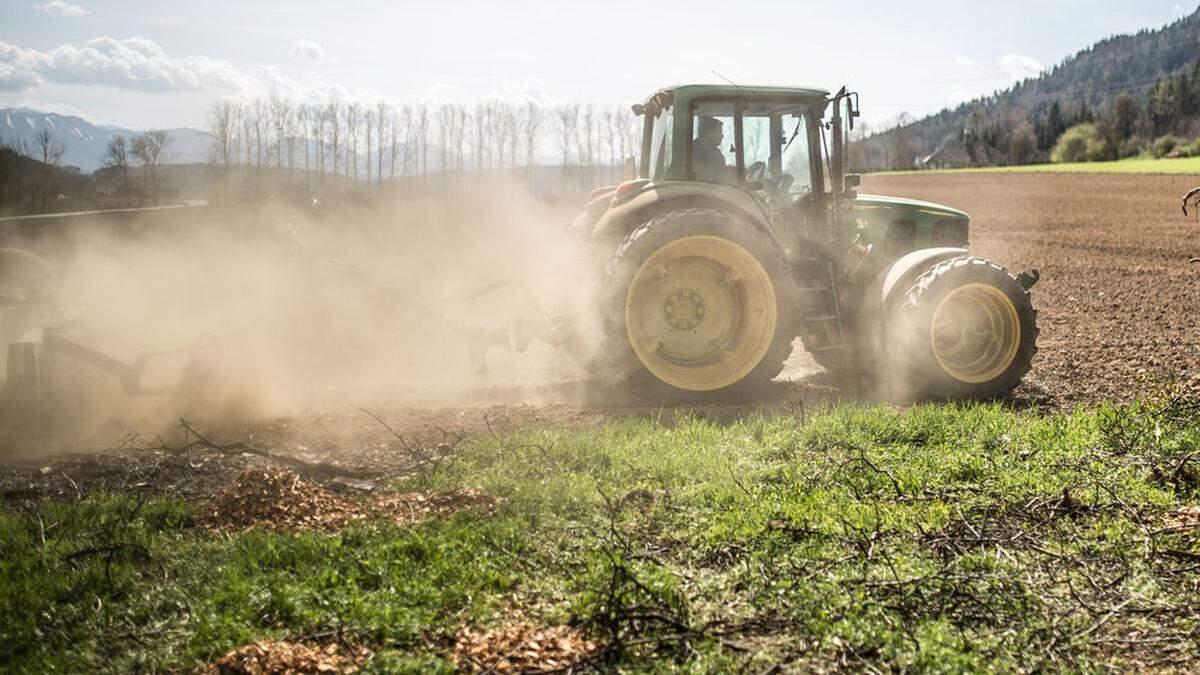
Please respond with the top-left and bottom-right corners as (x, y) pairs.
(890, 256), (1037, 399)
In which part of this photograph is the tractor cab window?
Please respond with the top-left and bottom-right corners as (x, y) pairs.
(742, 106), (813, 199)
(778, 113), (813, 196)
(647, 105), (673, 181)
(690, 103), (738, 185)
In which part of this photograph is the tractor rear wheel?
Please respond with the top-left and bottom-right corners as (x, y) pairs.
(602, 208), (799, 401)
(890, 256), (1037, 399)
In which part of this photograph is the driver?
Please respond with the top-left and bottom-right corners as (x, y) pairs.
(692, 116), (736, 185)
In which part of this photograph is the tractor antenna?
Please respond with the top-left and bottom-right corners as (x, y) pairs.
(711, 70), (750, 95)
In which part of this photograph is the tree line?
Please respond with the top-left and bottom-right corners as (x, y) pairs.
(204, 95), (642, 198)
(853, 8), (1200, 170)
(0, 129), (78, 215)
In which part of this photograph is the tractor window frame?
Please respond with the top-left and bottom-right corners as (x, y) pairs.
(644, 105), (674, 182)
(639, 113), (653, 179)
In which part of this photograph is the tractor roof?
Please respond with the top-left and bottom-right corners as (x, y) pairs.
(637, 84), (830, 116)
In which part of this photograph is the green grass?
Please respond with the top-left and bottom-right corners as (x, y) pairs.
(2, 401), (1199, 672)
(872, 155), (1200, 176)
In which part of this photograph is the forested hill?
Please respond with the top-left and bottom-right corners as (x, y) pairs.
(857, 7), (1200, 170)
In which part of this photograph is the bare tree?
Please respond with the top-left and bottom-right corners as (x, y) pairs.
(131, 130), (169, 205)
(269, 95), (291, 173)
(251, 99), (268, 168)
(374, 101), (389, 186)
(415, 104), (429, 179)
(310, 103), (327, 189)
(388, 109), (402, 182)
(327, 102), (342, 187)
(343, 102), (360, 186)
(363, 107), (374, 188)
(239, 103), (254, 177)
(504, 103), (520, 170)
(297, 104), (311, 189)
(523, 101), (544, 187)
(206, 101), (237, 177)
(400, 105), (414, 179)
(103, 135), (132, 206)
(32, 128), (66, 210)
(555, 103), (579, 170)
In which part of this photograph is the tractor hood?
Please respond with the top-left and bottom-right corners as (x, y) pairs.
(851, 193), (968, 222)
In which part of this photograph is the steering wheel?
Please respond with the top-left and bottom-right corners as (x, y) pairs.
(744, 161), (765, 184)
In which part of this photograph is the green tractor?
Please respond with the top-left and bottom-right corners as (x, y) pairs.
(571, 84), (1039, 401)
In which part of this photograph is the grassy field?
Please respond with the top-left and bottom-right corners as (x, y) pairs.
(874, 155), (1200, 176)
(3, 400), (1199, 672)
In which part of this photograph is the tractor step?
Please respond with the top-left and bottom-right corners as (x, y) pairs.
(793, 259), (848, 358)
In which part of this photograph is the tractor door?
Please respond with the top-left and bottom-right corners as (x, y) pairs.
(738, 106), (823, 259)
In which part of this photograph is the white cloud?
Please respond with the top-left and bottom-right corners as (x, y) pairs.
(33, 1), (89, 17)
(0, 35), (418, 110)
(953, 56), (974, 68)
(290, 39), (324, 63)
(998, 53), (1044, 81)
(0, 37), (257, 94)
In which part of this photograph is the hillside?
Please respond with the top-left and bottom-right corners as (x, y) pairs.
(858, 7), (1200, 170)
(0, 108), (210, 172)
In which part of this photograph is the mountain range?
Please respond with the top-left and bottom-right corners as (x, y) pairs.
(0, 108), (210, 173)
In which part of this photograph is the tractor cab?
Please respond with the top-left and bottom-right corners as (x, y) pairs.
(633, 85), (837, 259)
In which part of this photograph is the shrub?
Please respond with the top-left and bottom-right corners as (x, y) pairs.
(1085, 137), (1116, 162)
(1177, 137), (1200, 158)
(1152, 135), (1185, 158)
(1008, 121), (1037, 165)
(1118, 137), (1145, 159)
(1051, 123), (1097, 163)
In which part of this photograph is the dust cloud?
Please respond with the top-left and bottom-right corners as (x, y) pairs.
(1, 184), (606, 452)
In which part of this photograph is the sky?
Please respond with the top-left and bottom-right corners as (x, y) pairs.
(0, 0), (1194, 131)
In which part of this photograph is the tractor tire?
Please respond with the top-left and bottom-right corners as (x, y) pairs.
(602, 208), (799, 402)
(889, 255), (1037, 399)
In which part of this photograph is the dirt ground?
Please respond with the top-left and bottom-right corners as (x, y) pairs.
(3, 171), (1199, 500)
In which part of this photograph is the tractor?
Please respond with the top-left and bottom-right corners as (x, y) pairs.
(569, 84), (1040, 400)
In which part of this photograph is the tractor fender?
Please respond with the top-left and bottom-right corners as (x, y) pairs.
(848, 247), (968, 369)
(568, 189), (621, 238)
(877, 247), (969, 312)
(589, 182), (778, 250)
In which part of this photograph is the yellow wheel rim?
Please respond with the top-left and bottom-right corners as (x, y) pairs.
(930, 283), (1021, 384)
(625, 235), (777, 392)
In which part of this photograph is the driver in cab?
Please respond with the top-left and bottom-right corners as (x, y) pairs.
(692, 116), (737, 185)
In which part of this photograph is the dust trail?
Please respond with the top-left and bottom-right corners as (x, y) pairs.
(0, 184), (607, 452)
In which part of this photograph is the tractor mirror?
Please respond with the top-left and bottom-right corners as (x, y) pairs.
(843, 173), (860, 197)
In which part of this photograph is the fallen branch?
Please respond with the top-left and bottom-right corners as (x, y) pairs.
(178, 418), (374, 481)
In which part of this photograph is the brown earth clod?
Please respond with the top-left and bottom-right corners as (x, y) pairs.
(198, 466), (499, 533)
(452, 621), (598, 674)
(200, 640), (371, 674)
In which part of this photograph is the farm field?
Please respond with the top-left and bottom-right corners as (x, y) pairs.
(877, 155), (1200, 175)
(2, 171), (1200, 672)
